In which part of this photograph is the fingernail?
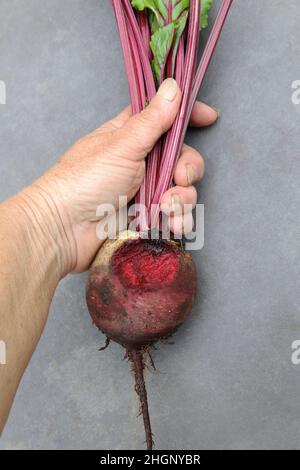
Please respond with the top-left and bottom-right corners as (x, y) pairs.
(171, 195), (182, 215)
(212, 106), (221, 119)
(186, 165), (196, 185)
(158, 78), (178, 102)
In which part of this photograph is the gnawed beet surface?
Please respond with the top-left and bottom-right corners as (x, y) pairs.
(112, 238), (180, 290)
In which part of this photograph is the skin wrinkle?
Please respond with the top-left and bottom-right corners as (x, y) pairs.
(18, 191), (65, 277)
(31, 183), (76, 273)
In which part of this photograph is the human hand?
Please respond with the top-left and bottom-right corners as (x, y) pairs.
(28, 79), (217, 274)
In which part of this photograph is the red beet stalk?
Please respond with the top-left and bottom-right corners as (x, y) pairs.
(112, 0), (233, 230)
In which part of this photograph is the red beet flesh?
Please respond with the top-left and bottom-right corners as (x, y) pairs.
(86, 233), (197, 349)
(112, 239), (180, 290)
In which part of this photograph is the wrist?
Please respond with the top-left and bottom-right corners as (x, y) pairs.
(12, 183), (75, 278)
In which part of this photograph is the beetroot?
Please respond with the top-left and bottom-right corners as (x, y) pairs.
(87, 231), (197, 348)
(86, 231), (197, 449)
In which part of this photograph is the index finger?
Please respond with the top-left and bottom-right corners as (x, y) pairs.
(189, 101), (219, 127)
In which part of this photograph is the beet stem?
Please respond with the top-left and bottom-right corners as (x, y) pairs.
(129, 349), (154, 450)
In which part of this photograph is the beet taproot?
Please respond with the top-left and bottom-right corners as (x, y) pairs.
(86, 230), (197, 449)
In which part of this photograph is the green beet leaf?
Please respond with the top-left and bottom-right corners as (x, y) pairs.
(150, 23), (175, 82)
(131, 0), (166, 26)
(200, 0), (213, 29)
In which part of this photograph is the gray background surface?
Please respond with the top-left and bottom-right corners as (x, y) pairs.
(0, 0), (299, 450)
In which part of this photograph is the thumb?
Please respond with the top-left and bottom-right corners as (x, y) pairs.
(116, 78), (182, 160)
